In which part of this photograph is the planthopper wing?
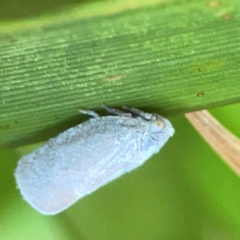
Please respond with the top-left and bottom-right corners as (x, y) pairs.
(15, 116), (140, 215)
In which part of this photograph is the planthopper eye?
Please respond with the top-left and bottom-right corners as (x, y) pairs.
(155, 119), (165, 128)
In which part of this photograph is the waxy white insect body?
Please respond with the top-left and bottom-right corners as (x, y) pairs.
(15, 105), (174, 215)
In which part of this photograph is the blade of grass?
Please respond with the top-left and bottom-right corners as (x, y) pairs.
(185, 110), (240, 177)
(1, 0), (240, 147)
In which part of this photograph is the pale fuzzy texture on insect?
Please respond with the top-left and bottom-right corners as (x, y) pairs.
(15, 105), (175, 215)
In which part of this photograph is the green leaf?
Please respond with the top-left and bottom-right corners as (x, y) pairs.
(1, 0), (240, 148)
